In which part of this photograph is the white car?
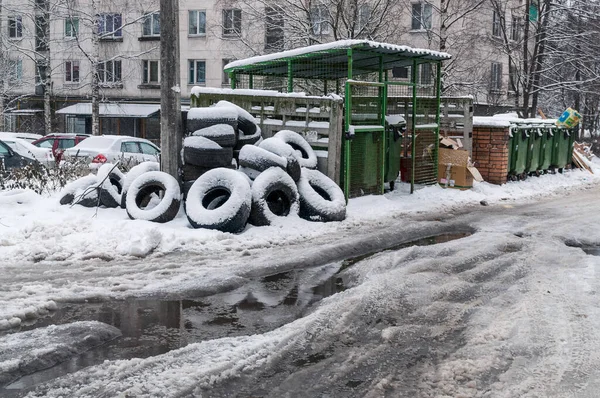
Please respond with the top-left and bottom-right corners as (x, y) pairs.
(63, 135), (160, 169)
(0, 132), (43, 143)
(0, 136), (55, 166)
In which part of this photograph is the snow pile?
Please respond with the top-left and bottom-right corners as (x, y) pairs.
(0, 321), (120, 385)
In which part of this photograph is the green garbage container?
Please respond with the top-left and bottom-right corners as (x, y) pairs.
(526, 127), (544, 175)
(384, 115), (406, 190)
(551, 127), (571, 171)
(508, 127), (530, 180)
(538, 127), (554, 173)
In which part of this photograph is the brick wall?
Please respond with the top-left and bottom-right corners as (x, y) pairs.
(472, 126), (510, 185)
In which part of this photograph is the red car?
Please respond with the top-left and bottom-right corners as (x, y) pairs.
(32, 133), (90, 162)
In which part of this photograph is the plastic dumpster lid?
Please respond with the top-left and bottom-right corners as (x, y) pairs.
(385, 114), (406, 126)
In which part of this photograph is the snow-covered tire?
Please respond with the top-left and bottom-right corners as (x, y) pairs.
(97, 163), (124, 208)
(126, 171), (181, 223)
(60, 175), (100, 207)
(249, 167), (299, 226)
(259, 137), (302, 181)
(120, 161), (160, 208)
(215, 100), (258, 136)
(191, 124), (237, 148)
(238, 166), (261, 181)
(185, 168), (251, 233)
(274, 130), (318, 169)
(297, 168), (346, 222)
(234, 127), (262, 150)
(186, 107), (238, 133)
(238, 145), (287, 174)
(182, 164), (211, 182)
(183, 136), (233, 168)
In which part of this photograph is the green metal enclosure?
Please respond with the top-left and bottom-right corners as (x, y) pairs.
(224, 40), (451, 199)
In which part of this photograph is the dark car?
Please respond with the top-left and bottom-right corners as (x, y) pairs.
(0, 139), (32, 170)
(32, 133), (90, 162)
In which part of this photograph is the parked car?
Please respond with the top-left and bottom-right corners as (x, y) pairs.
(32, 133), (90, 162)
(0, 132), (43, 143)
(0, 137), (55, 167)
(0, 139), (32, 170)
(62, 135), (160, 169)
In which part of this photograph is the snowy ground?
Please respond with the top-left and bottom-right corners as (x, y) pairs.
(2, 165), (600, 396)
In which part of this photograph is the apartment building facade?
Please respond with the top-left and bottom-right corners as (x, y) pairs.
(0, 0), (527, 136)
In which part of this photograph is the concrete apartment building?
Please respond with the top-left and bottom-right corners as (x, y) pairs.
(0, 0), (527, 137)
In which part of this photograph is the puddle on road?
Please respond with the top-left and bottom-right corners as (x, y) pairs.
(1, 231), (472, 396)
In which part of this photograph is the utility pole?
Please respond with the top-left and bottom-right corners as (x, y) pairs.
(160, 0), (182, 179)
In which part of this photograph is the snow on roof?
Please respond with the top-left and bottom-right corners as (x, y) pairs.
(474, 115), (562, 128)
(224, 40), (452, 71)
(56, 103), (161, 118)
(190, 86), (342, 101)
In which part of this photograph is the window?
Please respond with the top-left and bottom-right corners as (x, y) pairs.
(189, 10), (206, 35)
(490, 62), (502, 92)
(97, 13), (122, 38)
(265, 6), (284, 52)
(121, 142), (140, 153)
(411, 2), (432, 30)
(36, 139), (54, 149)
(36, 15), (49, 51)
(58, 139), (75, 149)
(98, 60), (122, 84)
(357, 4), (370, 33)
(223, 9), (241, 36)
(142, 60), (159, 84)
(0, 142), (11, 156)
(188, 60), (206, 84)
(510, 15), (520, 41)
(142, 12), (160, 36)
(419, 63), (432, 85)
(392, 66), (409, 79)
(310, 5), (330, 35)
(140, 142), (159, 155)
(65, 60), (80, 83)
(65, 17), (79, 38)
(222, 59), (230, 85)
(8, 59), (22, 83)
(492, 10), (501, 37)
(8, 16), (23, 39)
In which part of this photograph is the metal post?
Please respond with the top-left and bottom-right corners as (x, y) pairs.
(379, 55), (386, 194)
(287, 60), (293, 93)
(249, 74), (253, 89)
(230, 72), (236, 89)
(344, 49), (353, 200)
(434, 61), (442, 179)
(411, 60), (418, 194)
(160, 0), (181, 180)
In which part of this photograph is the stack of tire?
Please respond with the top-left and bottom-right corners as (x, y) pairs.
(58, 108), (346, 233)
(183, 101), (262, 197)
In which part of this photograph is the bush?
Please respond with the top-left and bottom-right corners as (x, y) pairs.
(0, 159), (91, 194)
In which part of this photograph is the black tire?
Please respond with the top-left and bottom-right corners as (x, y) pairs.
(59, 175), (100, 207)
(182, 179), (195, 201)
(234, 127), (262, 150)
(183, 136), (233, 168)
(182, 164), (211, 182)
(297, 168), (346, 222)
(259, 137), (302, 182)
(249, 167), (299, 226)
(185, 168), (251, 233)
(274, 130), (318, 169)
(238, 145), (287, 174)
(191, 124), (237, 148)
(120, 162), (160, 208)
(215, 100), (258, 136)
(238, 166), (261, 181)
(186, 107), (238, 133)
(97, 163), (125, 208)
(126, 171), (181, 223)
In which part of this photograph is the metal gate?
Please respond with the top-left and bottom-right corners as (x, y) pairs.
(343, 80), (386, 199)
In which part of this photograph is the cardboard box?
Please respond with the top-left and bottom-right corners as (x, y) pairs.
(438, 148), (474, 189)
